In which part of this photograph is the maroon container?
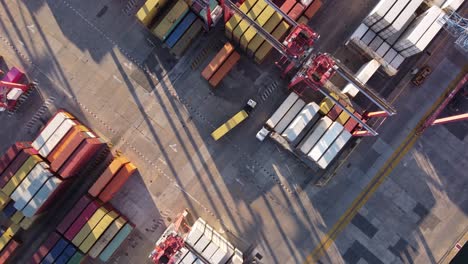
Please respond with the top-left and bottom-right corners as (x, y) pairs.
(0, 239), (20, 263)
(57, 195), (92, 234)
(50, 131), (90, 172)
(327, 105), (343, 121)
(31, 232), (60, 264)
(0, 142), (32, 173)
(344, 112), (363, 133)
(58, 138), (105, 179)
(64, 201), (100, 241)
(0, 148), (38, 188)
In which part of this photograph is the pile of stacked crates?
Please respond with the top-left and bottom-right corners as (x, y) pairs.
(136, 0), (207, 57)
(349, 0), (464, 69)
(201, 42), (241, 87)
(266, 92), (362, 169)
(225, 0), (322, 64)
(172, 218), (243, 264)
(0, 224), (21, 262)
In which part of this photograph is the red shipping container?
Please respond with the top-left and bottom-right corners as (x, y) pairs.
(57, 195), (92, 234)
(304, 0), (322, 19)
(50, 131), (93, 172)
(288, 3), (305, 21)
(35, 179), (71, 215)
(64, 201), (101, 241)
(208, 52), (241, 88)
(58, 138), (105, 179)
(0, 239), (20, 263)
(31, 232), (60, 264)
(98, 163), (137, 203)
(280, 0), (296, 13)
(88, 156), (129, 197)
(0, 148), (38, 188)
(0, 142), (31, 173)
(48, 125), (89, 163)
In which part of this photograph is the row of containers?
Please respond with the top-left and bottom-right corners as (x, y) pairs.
(0, 110), (137, 263)
(265, 91), (363, 169)
(348, 0), (464, 70)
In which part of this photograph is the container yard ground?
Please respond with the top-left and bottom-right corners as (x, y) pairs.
(0, 0), (467, 264)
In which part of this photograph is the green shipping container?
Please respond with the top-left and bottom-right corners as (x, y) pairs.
(66, 251), (84, 264)
(99, 223), (134, 262)
(152, 0), (189, 40)
(72, 207), (108, 247)
(79, 211), (119, 253)
(88, 216), (127, 258)
(171, 19), (203, 58)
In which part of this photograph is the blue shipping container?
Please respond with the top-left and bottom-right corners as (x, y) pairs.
(165, 12), (197, 48)
(4, 200), (17, 218)
(99, 223), (133, 262)
(55, 243), (76, 264)
(41, 238), (68, 264)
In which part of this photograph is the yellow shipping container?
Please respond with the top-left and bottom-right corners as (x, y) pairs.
(136, 0), (168, 26)
(240, 5), (275, 50)
(337, 106), (355, 125)
(2, 155), (42, 196)
(19, 216), (34, 230)
(254, 21), (290, 64)
(297, 16), (309, 25)
(10, 211), (24, 224)
(79, 211), (119, 253)
(247, 12), (282, 56)
(0, 224), (20, 252)
(72, 207), (109, 247)
(211, 110), (249, 141)
(237, 0), (267, 46)
(319, 93), (339, 115)
(225, 14), (242, 40)
(0, 191), (10, 210)
(151, 0), (188, 40)
(88, 216), (127, 258)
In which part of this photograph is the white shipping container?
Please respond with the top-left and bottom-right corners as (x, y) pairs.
(383, 48), (398, 64)
(282, 102), (320, 143)
(13, 168), (52, 211)
(181, 252), (197, 264)
(266, 92), (299, 129)
(32, 112), (69, 151)
(442, 0), (465, 11)
(204, 224), (213, 240)
(172, 247), (189, 263)
(371, 0), (410, 32)
(194, 235), (210, 253)
(202, 242), (219, 260)
(411, 12), (447, 54)
(299, 117), (333, 154)
(274, 99), (306, 134)
(317, 130), (352, 169)
(361, 30), (376, 45)
(379, 0), (423, 38)
(349, 24), (369, 41)
(39, 119), (77, 157)
(390, 54), (405, 69)
(342, 60), (381, 97)
(369, 35), (384, 51)
(376, 41), (391, 57)
(385, 13), (417, 44)
(186, 220), (205, 247)
(10, 162), (48, 203)
(308, 122), (344, 162)
(22, 176), (62, 217)
(229, 249), (244, 264)
(364, 0), (398, 26)
(210, 247), (230, 264)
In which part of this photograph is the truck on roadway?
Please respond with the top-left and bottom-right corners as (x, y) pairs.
(211, 99), (257, 141)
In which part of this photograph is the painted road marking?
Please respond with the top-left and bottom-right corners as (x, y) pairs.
(305, 69), (467, 263)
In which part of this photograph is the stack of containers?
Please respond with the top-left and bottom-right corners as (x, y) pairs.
(31, 232), (81, 264)
(201, 42), (241, 88)
(136, 0), (169, 27)
(0, 237), (20, 263)
(0, 224), (20, 256)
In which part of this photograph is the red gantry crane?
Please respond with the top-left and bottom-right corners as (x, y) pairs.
(0, 67), (29, 113)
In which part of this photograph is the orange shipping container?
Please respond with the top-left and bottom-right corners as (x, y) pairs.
(280, 0), (296, 13)
(58, 138), (105, 179)
(47, 125), (89, 162)
(98, 163), (137, 203)
(88, 156), (130, 197)
(304, 0), (322, 19)
(50, 131), (94, 172)
(288, 3), (305, 21)
(201, 43), (235, 81)
(208, 52), (241, 88)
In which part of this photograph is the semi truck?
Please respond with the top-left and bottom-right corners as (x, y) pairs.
(211, 99), (257, 141)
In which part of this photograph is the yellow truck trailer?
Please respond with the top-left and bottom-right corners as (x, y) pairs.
(211, 99), (257, 141)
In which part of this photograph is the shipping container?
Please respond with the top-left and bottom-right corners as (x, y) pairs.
(66, 251), (84, 264)
(136, 0), (169, 26)
(32, 112), (71, 151)
(344, 115), (359, 133)
(376, 41), (391, 57)
(72, 207), (109, 247)
(3, 200), (17, 218)
(308, 122), (344, 162)
(80, 211), (119, 253)
(22, 176), (62, 217)
(236, 0), (267, 45)
(0, 239), (20, 263)
(152, 0), (189, 40)
(0, 225), (20, 252)
(55, 243), (77, 264)
(280, 0), (296, 13)
(2, 155), (42, 196)
(240, 5), (275, 50)
(254, 20), (291, 64)
(304, 0), (322, 19)
(65, 201), (100, 241)
(247, 12), (282, 55)
(297, 16), (309, 24)
(363, 0), (397, 26)
(385, 13), (416, 44)
(165, 12), (197, 48)
(13, 164), (51, 211)
(201, 43), (235, 81)
(171, 19), (203, 57)
(0, 191), (10, 210)
(88, 157), (129, 197)
(327, 103), (344, 121)
(0, 148), (38, 188)
(50, 131), (95, 172)
(57, 195), (92, 234)
(19, 214), (35, 230)
(208, 52), (241, 87)
(342, 60), (380, 97)
(317, 130), (352, 169)
(299, 117), (333, 154)
(288, 2), (305, 21)
(274, 98), (305, 134)
(349, 23), (369, 41)
(48, 125), (89, 163)
(99, 223), (134, 262)
(10, 210), (24, 224)
(42, 238), (68, 264)
(442, 0), (465, 11)
(211, 110), (249, 141)
(31, 232), (60, 264)
(371, 0), (410, 32)
(282, 102), (320, 144)
(36, 179), (72, 215)
(361, 29), (376, 45)
(185, 220), (205, 247)
(336, 106), (355, 125)
(225, 14), (242, 39)
(383, 48), (398, 64)
(58, 137), (105, 179)
(98, 163), (137, 203)
(88, 216), (127, 258)
(202, 242), (219, 260)
(182, 252), (198, 264)
(266, 92), (299, 129)
(369, 35), (384, 50)
(0, 142), (31, 174)
(194, 234), (210, 253)
(39, 119), (77, 158)
(378, 0), (421, 38)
